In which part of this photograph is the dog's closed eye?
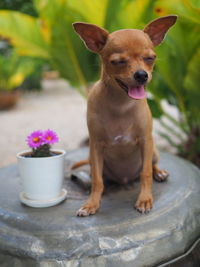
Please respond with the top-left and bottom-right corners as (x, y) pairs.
(110, 59), (127, 66)
(143, 56), (156, 64)
(109, 53), (129, 66)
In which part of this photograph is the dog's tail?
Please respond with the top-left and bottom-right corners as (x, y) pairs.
(71, 159), (89, 169)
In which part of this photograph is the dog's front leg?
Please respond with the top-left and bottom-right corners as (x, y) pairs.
(135, 136), (153, 214)
(77, 139), (104, 217)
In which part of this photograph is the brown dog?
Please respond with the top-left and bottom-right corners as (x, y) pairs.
(72, 15), (177, 216)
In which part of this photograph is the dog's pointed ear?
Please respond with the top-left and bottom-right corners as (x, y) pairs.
(73, 22), (109, 53)
(144, 15), (177, 46)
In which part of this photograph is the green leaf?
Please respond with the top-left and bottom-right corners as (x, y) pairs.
(34, 0), (99, 93)
(155, 0), (200, 25)
(0, 10), (50, 58)
(148, 98), (163, 118)
(116, 0), (155, 29)
(67, 0), (107, 26)
(0, 50), (36, 91)
(183, 47), (200, 125)
(103, 0), (127, 30)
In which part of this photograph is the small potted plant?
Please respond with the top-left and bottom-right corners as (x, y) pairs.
(17, 129), (67, 208)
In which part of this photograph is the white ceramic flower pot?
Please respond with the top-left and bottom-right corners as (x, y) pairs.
(17, 149), (67, 207)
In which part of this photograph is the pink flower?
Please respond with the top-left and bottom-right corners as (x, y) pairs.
(26, 130), (44, 149)
(43, 129), (59, 145)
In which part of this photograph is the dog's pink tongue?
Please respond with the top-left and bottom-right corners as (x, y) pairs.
(128, 85), (146, 100)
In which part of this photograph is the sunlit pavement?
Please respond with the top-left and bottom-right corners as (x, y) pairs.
(0, 79), (87, 167)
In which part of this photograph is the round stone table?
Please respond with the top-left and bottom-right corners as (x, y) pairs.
(0, 148), (200, 267)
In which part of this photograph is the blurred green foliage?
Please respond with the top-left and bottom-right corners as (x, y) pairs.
(20, 59), (44, 91)
(0, 45), (36, 91)
(0, 0), (37, 16)
(0, 0), (157, 95)
(0, 0), (199, 165)
(151, 0), (200, 165)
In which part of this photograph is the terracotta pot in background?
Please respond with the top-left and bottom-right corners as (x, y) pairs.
(0, 90), (21, 110)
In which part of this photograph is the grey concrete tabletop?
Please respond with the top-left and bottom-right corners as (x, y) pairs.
(0, 148), (200, 266)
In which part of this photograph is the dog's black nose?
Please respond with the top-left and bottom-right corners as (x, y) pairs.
(134, 70), (148, 84)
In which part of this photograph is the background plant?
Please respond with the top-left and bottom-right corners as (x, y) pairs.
(0, 0), (156, 95)
(0, 0), (199, 166)
(0, 44), (37, 91)
(149, 0), (200, 166)
(20, 58), (45, 91)
(0, 0), (37, 16)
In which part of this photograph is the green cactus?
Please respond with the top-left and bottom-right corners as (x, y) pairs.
(32, 144), (51, 157)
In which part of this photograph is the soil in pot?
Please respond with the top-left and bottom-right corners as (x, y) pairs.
(21, 151), (62, 158)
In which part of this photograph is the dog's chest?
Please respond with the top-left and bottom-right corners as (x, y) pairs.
(91, 97), (146, 148)
(103, 119), (139, 147)
(109, 132), (136, 146)
(103, 124), (140, 162)
(97, 106), (141, 147)
(112, 134), (131, 144)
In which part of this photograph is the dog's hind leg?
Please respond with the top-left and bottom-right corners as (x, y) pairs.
(153, 145), (169, 182)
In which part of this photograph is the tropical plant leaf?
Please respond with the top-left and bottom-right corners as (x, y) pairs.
(148, 67), (177, 104)
(8, 58), (35, 89)
(34, 0), (100, 93)
(67, 0), (107, 26)
(155, 0), (200, 24)
(116, 0), (155, 29)
(0, 50), (36, 90)
(103, 0), (127, 31)
(183, 47), (200, 125)
(0, 11), (49, 58)
(148, 98), (163, 118)
(50, 14), (88, 94)
(184, 48), (200, 98)
(154, 20), (193, 115)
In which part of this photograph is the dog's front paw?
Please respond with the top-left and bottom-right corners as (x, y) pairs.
(153, 169), (169, 182)
(76, 202), (99, 217)
(135, 193), (153, 214)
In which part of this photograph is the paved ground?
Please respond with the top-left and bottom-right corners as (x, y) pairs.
(0, 79), (88, 167)
(0, 79), (181, 167)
